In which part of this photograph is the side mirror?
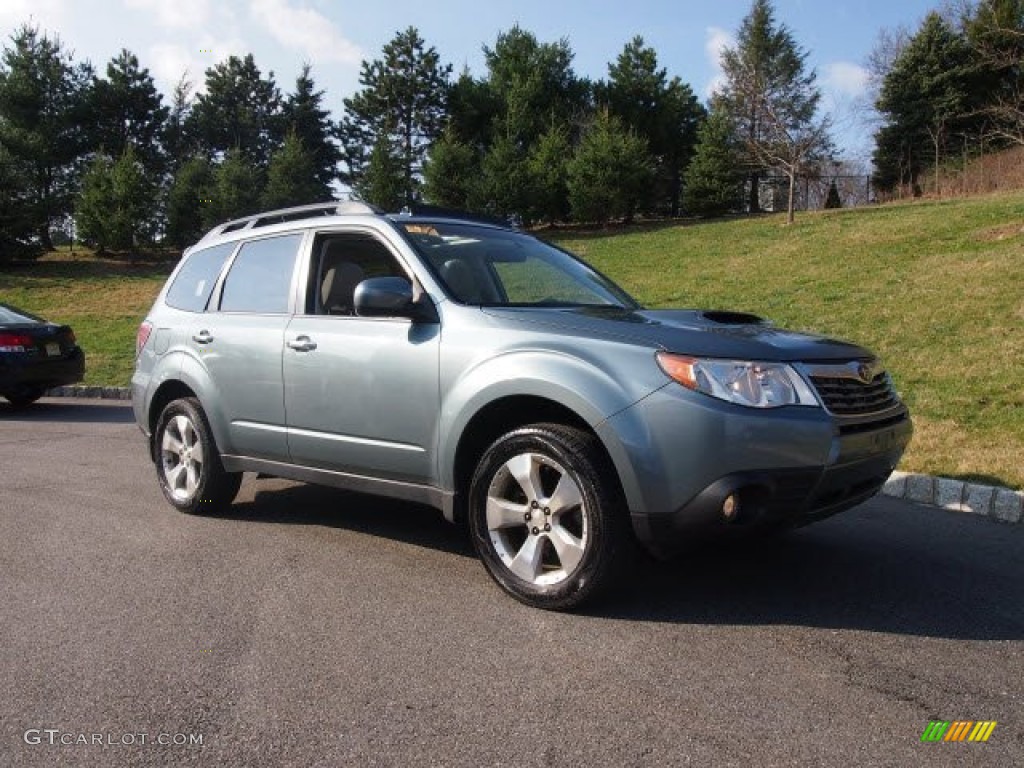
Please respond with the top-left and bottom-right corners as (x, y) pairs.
(354, 277), (437, 322)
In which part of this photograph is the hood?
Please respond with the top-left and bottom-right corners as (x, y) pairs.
(480, 306), (872, 362)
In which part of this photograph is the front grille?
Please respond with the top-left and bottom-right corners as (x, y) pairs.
(810, 372), (901, 416)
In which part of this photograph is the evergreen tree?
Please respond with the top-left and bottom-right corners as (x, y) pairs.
(282, 64), (341, 195)
(0, 145), (40, 261)
(77, 145), (155, 251)
(355, 134), (405, 211)
(719, 0), (830, 223)
(603, 36), (705, 215)
(824, 180), (842, 209)
(165, 154), (212, 249)
(874, 13), (975, 196)
(0, 25), (93, 249)
(202, 149), (263, 229)
(527, 123), (571, 224)
(163, 74), (197, 175)
(90, 49), (168, 175)
(262, 131), (324, 209)
(340, 28), (451, 204)
(566, 112), (654, 224)
(684, 106), (744, 217)
(188, 54), (283, 165)
(422, 129), (479, 209)
(479, 133), (531, 221)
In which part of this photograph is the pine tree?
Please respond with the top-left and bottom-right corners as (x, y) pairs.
(603, 36), (704, 215)
(163, 74), (196, 175)
(203, 149), (263, 229)
(874, 13), (975, 196)
(188, 54), (283, 165)
(355, 135), (405, 211)
(567, 112), (654, 224)
(262, 131), (324, 210)
(422, 130), (479, 209)
(165, 155), (212, 248)
(719, 0), (830, 223)
(527, 123), (571, 224)
(77, 145), (155, 252)
(90, 49), (169, 176)
(340, 28), (451, 204)
(684, 106), (744, 217)
(0, 25), (93, 249)
(282, 64), (341, 196)
(0, 145), (41, 261)
(479, 133), (532, 221)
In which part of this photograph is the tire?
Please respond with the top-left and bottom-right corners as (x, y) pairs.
(468, 423), (633, 611)
(154, 397), (241, 514)
(3, 386), (46, 407)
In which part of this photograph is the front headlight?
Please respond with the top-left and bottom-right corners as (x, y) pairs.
(656, 353), (820, 409)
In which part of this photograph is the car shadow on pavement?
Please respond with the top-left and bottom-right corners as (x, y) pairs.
(0, 400), (134, 424)
(208, 479), (476, 559)
(205, 482), (1022, 642)
(601, 499), (1024, 642)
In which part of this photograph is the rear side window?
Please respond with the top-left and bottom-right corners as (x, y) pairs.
(219, 234), (303, 314)
(164, 242), (236, 312)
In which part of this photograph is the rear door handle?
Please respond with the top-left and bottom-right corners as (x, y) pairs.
(192, 330), (214, 344)
(286, 336), (317, 352)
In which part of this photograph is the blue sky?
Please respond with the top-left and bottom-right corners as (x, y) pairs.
(0, 0), (944, 160)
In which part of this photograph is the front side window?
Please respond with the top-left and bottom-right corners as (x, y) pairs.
(165, 242), (236, 312)
(308, 233), (407, 315)
(219, 234), (303, 314)
(399, 222), (637, 308)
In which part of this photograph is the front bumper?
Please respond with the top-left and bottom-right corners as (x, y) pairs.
(596, 383), (911, 557)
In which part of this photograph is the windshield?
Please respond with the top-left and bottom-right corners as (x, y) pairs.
(397, 221), (638, 309)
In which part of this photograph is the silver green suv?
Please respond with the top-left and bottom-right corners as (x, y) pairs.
(133, 202), (911, 610)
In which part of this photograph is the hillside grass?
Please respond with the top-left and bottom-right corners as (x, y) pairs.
(1, 193), (1021, 488)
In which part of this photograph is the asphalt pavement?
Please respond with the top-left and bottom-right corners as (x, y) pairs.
(1, 399), (1021, 767)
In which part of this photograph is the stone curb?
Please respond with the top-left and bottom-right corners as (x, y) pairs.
(46, 385), (132, 401)
(39, 387), (1024, 525)
(882, 471), (1023, 525)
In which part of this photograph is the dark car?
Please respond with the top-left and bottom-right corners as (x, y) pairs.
(0, 303), (85, 406)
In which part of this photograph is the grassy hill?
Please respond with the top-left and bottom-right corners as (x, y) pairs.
(2, 192), (1022, 488)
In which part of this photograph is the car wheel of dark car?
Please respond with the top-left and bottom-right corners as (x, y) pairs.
(155, 397), (241, 514)
(3, 386), (47, 407)
(468, 423), (632, 610)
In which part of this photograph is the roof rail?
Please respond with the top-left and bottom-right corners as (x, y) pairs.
(396, 204), (518, 229)
(198, 200), (384, 243)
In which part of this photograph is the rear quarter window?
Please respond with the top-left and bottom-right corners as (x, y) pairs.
(164, 242), (237, 312)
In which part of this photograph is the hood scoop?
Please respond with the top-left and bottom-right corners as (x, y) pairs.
(700, 310), (767, 326)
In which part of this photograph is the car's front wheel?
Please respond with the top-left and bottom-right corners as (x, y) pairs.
(468, 423), (632, 610)
(154, 397), (241, 514)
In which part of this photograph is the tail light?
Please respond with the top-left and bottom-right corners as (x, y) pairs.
(0, 332), (33, 352)
(136, 321), (153, 358)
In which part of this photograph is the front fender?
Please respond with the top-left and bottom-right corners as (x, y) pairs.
(437, 348), (657, 510)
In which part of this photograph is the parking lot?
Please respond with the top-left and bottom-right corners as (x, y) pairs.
(1, 399), (1021, 767)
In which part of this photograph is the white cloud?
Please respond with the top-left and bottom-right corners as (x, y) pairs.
(123, 0), (212, 30)
(824, 61), (869, 98)
(148, 42), (202, 92)
(704, 26), (734, 99)
(249, 0), (361, 64)
(0, 0), (69, 34)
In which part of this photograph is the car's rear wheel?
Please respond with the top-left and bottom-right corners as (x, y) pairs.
(3, 386), (46, 407)
(468, 423), (632, 611)
(154, 397), (241, 514)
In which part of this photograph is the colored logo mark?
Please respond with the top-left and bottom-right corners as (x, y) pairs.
(920, 721), (997, 743)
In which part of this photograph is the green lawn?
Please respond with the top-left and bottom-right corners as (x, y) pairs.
(2, 192), (1021, 488)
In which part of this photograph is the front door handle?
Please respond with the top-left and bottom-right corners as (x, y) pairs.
(192, 330), (214, 344)
(287, 335), (317, 352)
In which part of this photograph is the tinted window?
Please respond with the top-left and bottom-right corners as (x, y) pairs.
(164, 242), (236, 312)
(219, 234), (303, 314)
